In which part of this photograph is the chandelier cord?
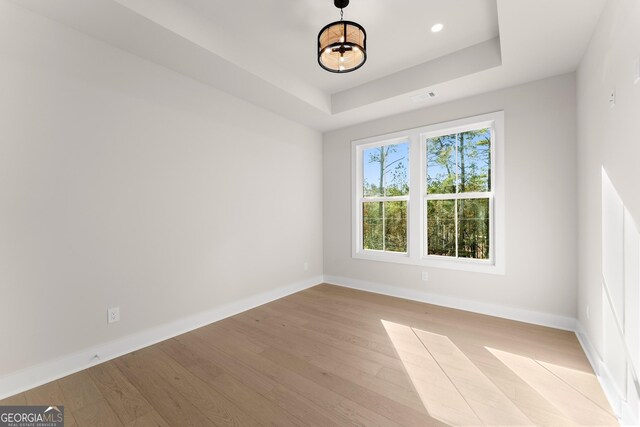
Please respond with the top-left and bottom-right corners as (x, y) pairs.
(340, 8), (343, 20)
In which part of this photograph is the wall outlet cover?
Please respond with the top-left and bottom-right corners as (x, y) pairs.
(108, 307), (120, 324)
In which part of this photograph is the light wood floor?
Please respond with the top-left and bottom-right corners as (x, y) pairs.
(1, 284), (617, 426)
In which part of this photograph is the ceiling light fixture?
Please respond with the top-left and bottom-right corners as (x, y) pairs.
(318, 0), (367, 73)
(431, 23), (444, 33)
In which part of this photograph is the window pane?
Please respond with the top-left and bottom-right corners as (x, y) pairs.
(363, 141), (409, 197)
(384, 201), (407, 252)
(363, 201), (407, 253)
(458, 198), (490, 259)
(427, 200), (456, 256)
(363, 202), (383, 250)
(426, 134), (457, 194)
(458, 129), (491, 192)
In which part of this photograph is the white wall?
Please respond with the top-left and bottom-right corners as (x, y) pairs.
(576, 0), (640, 422)
(323, 73), (578, 325)
(0, 1), (322, 381)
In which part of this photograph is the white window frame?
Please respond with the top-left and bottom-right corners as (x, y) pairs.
(352, 111), (505, 275)
(355, 137), (411, 258)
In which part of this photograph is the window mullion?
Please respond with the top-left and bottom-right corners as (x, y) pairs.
(454, 133), (460, 258)
(353, 111), (503, 273)
(361, 196), (408, 203)
(408, 134), (421, 259)
(454, 197), (459, 258)
(382, 201), (386, 252)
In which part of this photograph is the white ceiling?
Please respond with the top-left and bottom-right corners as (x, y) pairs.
(178, 0), (500, 94)
(13, 0), (607, 131)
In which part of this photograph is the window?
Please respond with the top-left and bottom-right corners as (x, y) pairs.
(352, 112), (504, 274)
(426, 128), (491, 260)
(361, 139), (409, 253)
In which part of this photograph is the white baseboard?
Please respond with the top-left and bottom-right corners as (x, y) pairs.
(575, 322), (638, 426)
(0, 275), (323, 400)
(325, 276), (635, 423)
(324, 275), (577, 331)
(3, 272), (632, 427)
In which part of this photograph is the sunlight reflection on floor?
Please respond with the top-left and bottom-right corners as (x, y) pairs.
(381, 319), (617, 426)
(381, 319), (481, 426)
(486, 347), (618, 426)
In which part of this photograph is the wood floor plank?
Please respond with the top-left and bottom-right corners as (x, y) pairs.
(133, 346), (264, 426)
(455, 349), (581, 427)
(378, 320), (481, 426)
(487, 347), (618, 426)
(538, 359), (613, 412)
(184, 329), (399, 427)
(114, 352), (217, 426)
(74, 398), (123, 427)
(236, 311), (435, 415)
(65, 410), (78, 427)
(309, 284), (571, 349)
(266, 385), (342, 427)
(413, 326), (534, 425)
(58, 370), (104, 412)
(249, 304), (405, 370)
(8, 284), (616, 427)
(0, 392), (27, 405)
(160, 335), (274, 396)
(123, 410), (170, 427)
(298, 287), (591, 370)
(160, 336), (339, 427)
(260, 345), (445, 427)
(312, 285), (585, 353)
(88, 361), (154, 424)
(24, 381), (66, 406)
(233, 312), (385, 376)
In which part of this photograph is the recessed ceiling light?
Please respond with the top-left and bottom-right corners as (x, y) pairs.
(431, 23), (444, 33)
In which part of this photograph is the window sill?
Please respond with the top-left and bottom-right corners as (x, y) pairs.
(352, 251), (505, 275)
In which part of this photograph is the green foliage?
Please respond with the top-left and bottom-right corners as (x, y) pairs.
(426, 134), (456, 194)
(427, 129), (491, 194)
(363, 202), (383, 250)
(457, 198), (490, 259)
(426, 200), (456, 256)
(426, 198), (490, 259)
(363, 144), (409, 197)
(426, 128), (491, 260)
(362, 143), (408, 252)
(363, 201), (407, 252)
(361, 131), (491, 259)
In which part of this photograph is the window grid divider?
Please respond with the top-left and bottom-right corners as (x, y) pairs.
(352, 111), (505, 275)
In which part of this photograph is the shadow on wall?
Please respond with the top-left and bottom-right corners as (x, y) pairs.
(601, 167), (640, 419)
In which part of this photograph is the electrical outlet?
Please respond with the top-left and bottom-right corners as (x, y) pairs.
(303, 261), (309, 271)
(634, 56), (640, 85)
(421, 272), (429, 281)
(586, 305), (590, 320)
(108, 307), (120, 324)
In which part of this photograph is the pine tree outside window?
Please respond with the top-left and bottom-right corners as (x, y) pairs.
(352, 112), (504, 274)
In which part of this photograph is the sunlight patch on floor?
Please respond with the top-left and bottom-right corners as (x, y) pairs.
(382, 319), (535, 426)
(486, 347), (618, 426)
(413, 328), (533, 426)
(538, 359), (613, 412)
